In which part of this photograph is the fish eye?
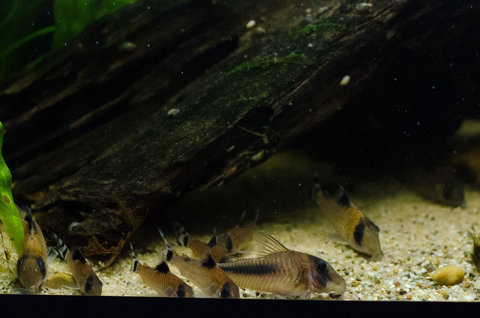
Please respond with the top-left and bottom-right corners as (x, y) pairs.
(317, 261), (327, 272)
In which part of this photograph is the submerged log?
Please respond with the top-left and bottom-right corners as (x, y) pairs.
(0, 0), (478, 263)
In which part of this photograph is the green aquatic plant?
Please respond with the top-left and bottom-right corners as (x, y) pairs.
(52, 0), (136, 49)
(0, 122), (24, 254)
(0, 0), (137, 82)
(227, 52), (307, 75)
(291, 19), (346, 36)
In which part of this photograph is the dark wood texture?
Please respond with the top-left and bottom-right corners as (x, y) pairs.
(0, 0), (478, 263)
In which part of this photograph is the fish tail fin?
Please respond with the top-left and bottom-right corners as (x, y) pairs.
(49, 232), (69, 261)
(253, 208), (260, 224)
(20, 206), (37, 233)
(129, 241), (138, 272)
(158, 227), (174, 261)
(132, 260), (139, 272)
(172, 221), (189, 247)
(207, 227), (217, 247)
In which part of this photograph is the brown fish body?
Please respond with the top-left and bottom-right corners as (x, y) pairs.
(133, 261), (194, 297)
(174, 218), (256, 263)
(406, 166), (465, 207)
(217, 221), (256, 256)
(184, 236), (228, 263)
(173, 222), (228, 263)
(17, 207), (47, 290)
(315, 184), (383, 259)
(167, 250), (239, 298)
(66, 248), (102, 295)
(219, 234), (346, 297)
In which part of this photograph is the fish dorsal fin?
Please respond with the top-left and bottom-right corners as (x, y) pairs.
(201, 253), (216, 269)
(253, 209), (260, 224)
(207, 235), (217, 247)
(172, 221), (189, 246)
(207, 227), (217, 247)
(155, 261), (170, 274)
(238, 210), (247, 225)
(71, 247), (87, 264)
(256, 232), (289, 257)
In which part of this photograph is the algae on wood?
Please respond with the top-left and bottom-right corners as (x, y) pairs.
(0, 0), (478, 263)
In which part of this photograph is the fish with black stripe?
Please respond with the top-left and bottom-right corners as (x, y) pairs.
(159, 228), (239, 298)
(314, 183), (383, 259)
(16, 206), (47, 291)
(216, 210), (258, 258)
(130, 242), (194, 297)
(218, 232), (346, 298)
(51, 234), (103, 295)
(173, 211), (258, 263)
(173, 223), (227, 263)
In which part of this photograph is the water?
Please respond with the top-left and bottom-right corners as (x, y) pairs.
(0, 0), (479, 302)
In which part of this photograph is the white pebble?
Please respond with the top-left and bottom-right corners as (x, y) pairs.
(340, 75), (351, 86)
(356, 3), (373, 11)
(167, 108), (180, 116)
(246, 20), (256, 29)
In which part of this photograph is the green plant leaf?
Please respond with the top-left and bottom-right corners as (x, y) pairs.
(52, 0), (136, 49)
(0, 122), (24, 254)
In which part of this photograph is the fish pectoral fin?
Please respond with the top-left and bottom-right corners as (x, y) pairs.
(232, 249), (252, 255)
(44, 272), (78, 290)
(330, 236), (348, 246)
(46, 247), (60, 264)
(255, 232), (289, 257)
(163, 286), (176, 297)
(206, 283), (220, 296)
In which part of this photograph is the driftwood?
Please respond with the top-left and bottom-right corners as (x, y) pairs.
(0, 0), (478, 263)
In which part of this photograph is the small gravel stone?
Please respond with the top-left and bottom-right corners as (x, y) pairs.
(431, 266), (465, 286)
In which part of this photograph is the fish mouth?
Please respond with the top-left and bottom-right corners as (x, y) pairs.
(329, 292), (343, 299)
(307, 269), (346, 297)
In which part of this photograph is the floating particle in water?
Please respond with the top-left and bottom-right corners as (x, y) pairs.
(255, 26), (266, 35)
(167, 108), (180, 116)
(246, 20), (256, 29)
(356, 3), (373, 11)
(118, 41), (137, 53)
(318, 7), (329, 15)
(251, 150), (264, 161)
(340, 75), (351, 86)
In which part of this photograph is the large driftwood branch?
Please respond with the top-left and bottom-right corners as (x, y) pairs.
(0, 0), (478, 262)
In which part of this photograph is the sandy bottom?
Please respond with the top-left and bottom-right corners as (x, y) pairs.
(1, 150), (480, 301)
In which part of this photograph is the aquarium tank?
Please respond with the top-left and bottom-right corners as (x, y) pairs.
(1, 0), (480, 310)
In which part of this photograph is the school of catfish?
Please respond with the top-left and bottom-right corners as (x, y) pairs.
(3, 183), (383, 298)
